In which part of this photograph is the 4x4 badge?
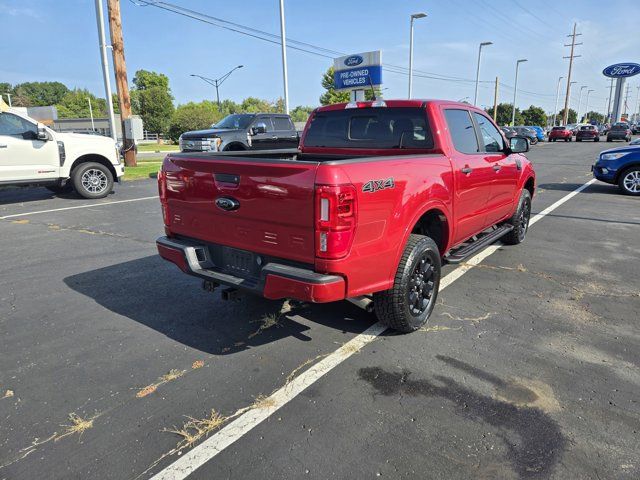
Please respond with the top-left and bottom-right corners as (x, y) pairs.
(362, 177), (395, 193)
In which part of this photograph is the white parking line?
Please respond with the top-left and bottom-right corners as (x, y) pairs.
(0, 196), (159, 220)
(150, 178), (597, 480)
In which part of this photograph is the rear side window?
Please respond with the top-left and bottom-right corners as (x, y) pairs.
(254, 117), (274, 132)
(304, 107), (433, 149)
(272, 116), (293, 131)
(444, 109), (479, 154)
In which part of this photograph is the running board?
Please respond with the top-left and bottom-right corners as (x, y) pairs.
(444, 225), (514, 264)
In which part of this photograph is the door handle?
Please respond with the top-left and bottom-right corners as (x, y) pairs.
(271, 136), (278, 140)
(461, 166), (472, 174)
(493, 164), (501, 172)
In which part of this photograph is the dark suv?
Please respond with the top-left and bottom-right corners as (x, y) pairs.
(576, 125), (600, 142)
(606, 123), (632, 142)
(179, 113), (299, 152)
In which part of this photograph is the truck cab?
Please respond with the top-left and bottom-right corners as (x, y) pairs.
(0, 109), (123, 198)
(179, 113), (299, 152)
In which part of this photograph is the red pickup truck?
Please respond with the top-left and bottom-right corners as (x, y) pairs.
(157, 100), (535, 332)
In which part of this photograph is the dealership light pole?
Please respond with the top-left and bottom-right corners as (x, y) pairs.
(577, 85), (587, 122)
(94, 0), (117, 141)
(584, 89), (594, 122)
(3, 93), (11, 107)
(511, 59), (527, 126)
(190, 66), (243, 107)
(278, 0), (289, 114)
(408, 12), (427, 99)
(88, 97), (95, 131)
(473, 41), (492, 106)
(606, 78), (614, 123)
(552, 76), (563, 126)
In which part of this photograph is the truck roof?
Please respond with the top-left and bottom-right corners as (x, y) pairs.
(314, 99), (477, 112)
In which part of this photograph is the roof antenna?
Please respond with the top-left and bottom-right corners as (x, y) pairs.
(367, 74), (377, 101)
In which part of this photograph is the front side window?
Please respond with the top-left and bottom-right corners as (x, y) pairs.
(0, 113), (37, 138)
(212, 114), (255, 130)
(473, 112), (504, 153)
(444, 109), (479, 154)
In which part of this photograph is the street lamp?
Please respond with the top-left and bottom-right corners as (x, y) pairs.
(511, 59), (527, 126)
(553, 76), (563, 127)
(577, 85), (587, 123)
(473, 41), (493, 106)
(190, 65), (244, 106)
(408, 12), (427, 99)
(3, 93), (12, 107)
(584, 89), (594, 122)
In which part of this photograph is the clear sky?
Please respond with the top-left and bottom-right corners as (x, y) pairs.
(1, 0), (639, 114)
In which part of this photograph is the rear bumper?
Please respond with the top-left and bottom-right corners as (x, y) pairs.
(156, 236), (346, 303)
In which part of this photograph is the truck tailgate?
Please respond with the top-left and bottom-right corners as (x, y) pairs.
(162, 155), (319, 264)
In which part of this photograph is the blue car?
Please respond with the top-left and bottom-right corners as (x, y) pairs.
(592, 145), (640, 195)
(525, 126), (545, 142)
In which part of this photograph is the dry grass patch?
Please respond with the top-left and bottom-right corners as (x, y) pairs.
(136, 369), (186, 398)
(56, 413), (97, 441)
(191, 360), (204, 369)
(2, 389), (14, 399)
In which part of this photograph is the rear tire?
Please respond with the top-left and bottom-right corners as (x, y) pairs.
(502, 189), (532, 245)
(373, 234), (440, 333)
(618, 167), (640, 196)
(72, 162), (114, 199)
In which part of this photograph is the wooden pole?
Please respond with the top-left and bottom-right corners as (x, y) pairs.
(493, 76), (499, 122)
(562, 23), (581, 126)
(107, 0), (136, 167)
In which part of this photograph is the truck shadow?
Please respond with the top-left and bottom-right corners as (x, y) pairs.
(63, 255), (375, 354)
(537, 182), (616, 194)
(0, 186), (113, 206)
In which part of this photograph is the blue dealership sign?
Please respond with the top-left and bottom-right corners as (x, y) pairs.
(333, 50), (382, 91)
(334, 66), (383, 90)
(603, 63), (640, 78)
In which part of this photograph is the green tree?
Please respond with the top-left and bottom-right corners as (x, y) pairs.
(290, 105), (314, 123)
(486, 103), (523, 126)
(10, 85), (33, 107)
(582, 111), (603, 123)
(320, 67), (350, 105)
(218, 99), (240, 116)
(12, 81), (69, 106)
(240, 96), (273, 113)
(557, 108), (577, 124)
(130, 70), (174, 135)
(168, 101), (223, 142)
(56, 89), (107, 118)
(521, 105), (547, 126)
(111, 93), (120, 114)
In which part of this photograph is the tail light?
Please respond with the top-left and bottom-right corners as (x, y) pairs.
(315, 184), (357, 259)
(157, 170), (170, 226)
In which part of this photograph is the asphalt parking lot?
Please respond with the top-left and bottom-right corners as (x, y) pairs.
(1, 140), (639, 480)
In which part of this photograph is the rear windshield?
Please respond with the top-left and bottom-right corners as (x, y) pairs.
(304, 107), (433, 149)
(580, 126), (595, 131)
(552, 126), (565, 131)
(612, 124), (628, 130)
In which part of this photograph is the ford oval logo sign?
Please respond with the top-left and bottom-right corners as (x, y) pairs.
(215, 197), (240, 212)
(344, 55), (363, 67)
(603, 63), (640, 78)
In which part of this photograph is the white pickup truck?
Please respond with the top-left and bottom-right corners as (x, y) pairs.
(0, 109), (124, 199)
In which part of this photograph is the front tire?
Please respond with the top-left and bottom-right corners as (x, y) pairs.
(72, 162), (114, 199)
(618, 167), (640, 196)
(373, 234), (441, 333)
(503, 189), (532, 245)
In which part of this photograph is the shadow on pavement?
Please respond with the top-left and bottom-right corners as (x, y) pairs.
(0, 186), (115, 206)
(537, 182), (617, 194)
(64, 255), (374, 354)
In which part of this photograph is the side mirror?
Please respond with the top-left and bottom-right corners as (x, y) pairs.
(251, 122), (267, 135)
(509, 136), (529, 153)
(37, 125), (49, 141)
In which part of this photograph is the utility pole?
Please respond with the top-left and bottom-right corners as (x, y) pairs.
(606, 78), (614, 123)
(278, 0), (289, 114)
(95, 0), (117, 142)
(493, 76), (499, 122)
(107, 0), (136, 166)
(553, 76), (563, 126)
(562, 23), (582, 126)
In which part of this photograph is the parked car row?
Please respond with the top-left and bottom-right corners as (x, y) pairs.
(549, 122), (634, 143)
